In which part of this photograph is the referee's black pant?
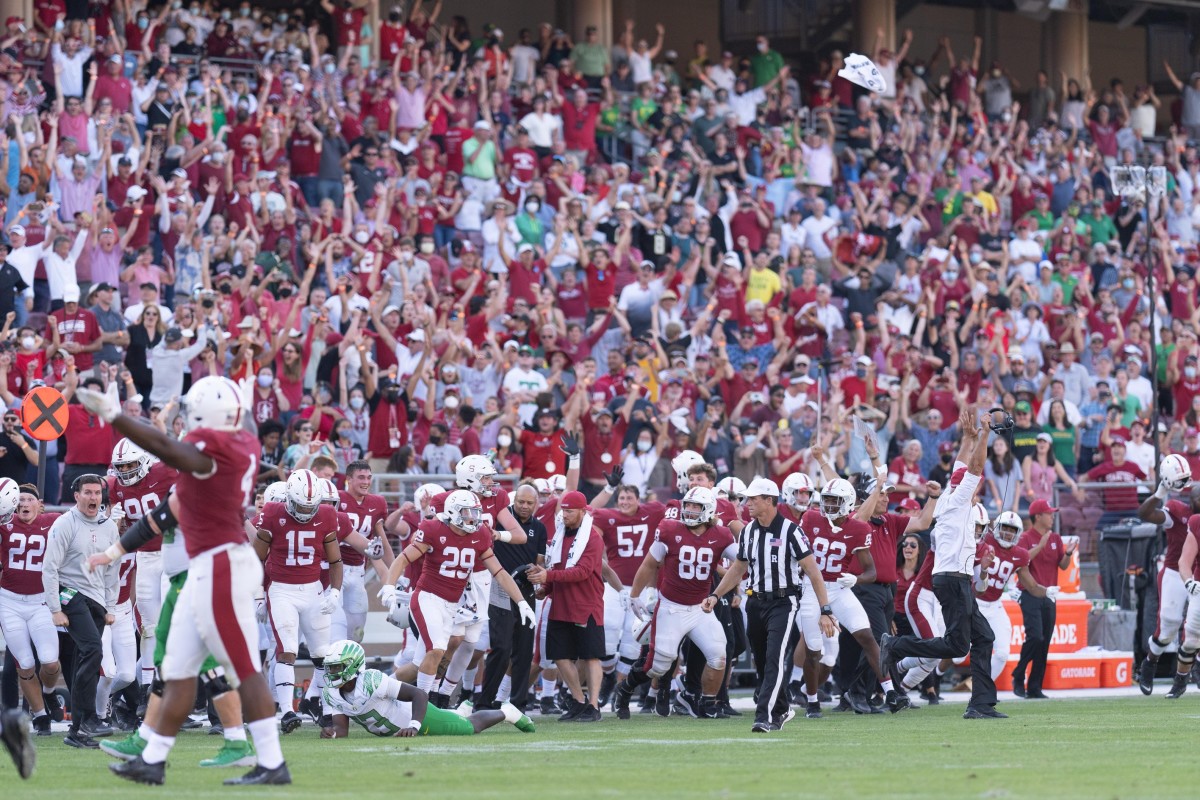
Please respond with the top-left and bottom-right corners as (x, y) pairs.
(1013, 592), (1056, 692)
(478, 599), (535, 711)
(834, 583), (894, 698)
(746, 593), (801, 725)
(887, 574), (997, 709)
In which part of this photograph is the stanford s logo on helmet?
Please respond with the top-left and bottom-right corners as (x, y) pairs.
(681, 486), (717, 526)
(285, 469), (321, 523)
(442, 489), (483, 532)
(111, 438), (152, 486)
(671, 450), (705, 494)
(456, 454), (498, 497)
(0, 478), (19, 525)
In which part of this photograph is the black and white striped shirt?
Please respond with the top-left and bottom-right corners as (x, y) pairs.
(736, 510), (813, 594)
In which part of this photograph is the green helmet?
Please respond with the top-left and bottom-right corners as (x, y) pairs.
(324, 640), (366, 687)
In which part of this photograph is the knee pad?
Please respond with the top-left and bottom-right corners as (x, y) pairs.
(150, 676), (165, 697)
(706, 656), (727, 672)
(201, 667), (233, 698)
(618, 656), (638, 669)
(1178, 648), (1197, 665)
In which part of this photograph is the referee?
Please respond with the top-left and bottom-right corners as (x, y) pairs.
(704, 478), (834, 732)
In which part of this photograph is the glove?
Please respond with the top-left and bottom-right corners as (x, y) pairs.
(76, 386), (120, 423)
(631, 597), (648, 620)
(560, 432), (580, 458)
(255, 600), (268, 624)
(836, 574), (857, 588)
(618, 587), (631, 611)
(108, 504), (126, 525)
(378, 584), (397, 610)
(517, 600), (536, 629)
(1045, 586), (1060, 602)
(1186, 579), (1200, 597)
(604, 465), (625, 490)
(319, 587), (341, 615)
(1154, 480), (1171, 501)
(365, 537), (384, 560)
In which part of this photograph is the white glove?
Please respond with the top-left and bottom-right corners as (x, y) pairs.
(255, 600), (268, 624)
(76, 386), (120, 423)
(631, 597), (648, 620)
(1186, 579), (1200, 597)
(365, 537), (384, 560)
(319, 587), (341, 615)
(1154, 480), (1170, 501)
(378, 584), (397, 610)
(618, 587), (631, 611)
(108, 505), (126, 525)
(517, 600), (536, 629)
(837, 574), (857, 588)
(1045, 586), (1060, 602)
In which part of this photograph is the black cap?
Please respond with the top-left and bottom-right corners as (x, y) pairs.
(164, 327), (183, 343)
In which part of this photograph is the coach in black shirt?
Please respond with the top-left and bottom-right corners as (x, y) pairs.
(476, 483), (547, 712)
(704, 477), (833, 732)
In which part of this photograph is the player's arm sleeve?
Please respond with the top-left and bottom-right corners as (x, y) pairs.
(377, 674), (405, 701)
(647, 541), (667, 561)
(119, 499), (177, 552)
(721, 543), (738, 561)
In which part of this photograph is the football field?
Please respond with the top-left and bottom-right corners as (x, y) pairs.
(8, 695), (1195, 799)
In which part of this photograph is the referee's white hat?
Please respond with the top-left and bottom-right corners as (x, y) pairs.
(744, 477), (780, 498)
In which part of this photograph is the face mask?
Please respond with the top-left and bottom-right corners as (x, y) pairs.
(969, 252), (983, 264)
(20, 336), (34, 350)
(138, 17), (149, 28)
(278, 13), (287, 22)
(992, 69), (1001, 78)
(354, 231), (370, 244)
(429, 434), (444, 445)
(1122, 278), (1134, 289)
(277, 286), (293, 298)
(399, 250), (413, 262)
(743, 435), (757, 446)
(221, 9), (231, 19)
(190, 5), (199, 13)
(525, 202), (539, 214)
(324, 63), (336, 74)
(257, 374), (272, 388)
(943, 271), (958, 282)
(497, 434), (513, 447)
(242, 7), (252, 17)
(349, 395), (365, 410)
(1188, 367), (1198, 379)
(172, 1), (181, 8)
(636, 440), (652, 452)
(855, 367), (867, 379)
(419, 242), (434, 254)
(757, 42), (768, 53)
(444, 395), (460, 409)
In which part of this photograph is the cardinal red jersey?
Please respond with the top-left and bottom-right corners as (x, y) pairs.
(851, 512), (908, 585)
(107, 462), (178, 553)
(412, 519), (493, 602)
(176, 428), (260, 559)
(255, 502), (339, 585)
(321, 511), (357, 588)
(0, 514), (56, 595)
(664, 497), (742, 528)
(1163, 498), (1191, 571)
(117, 553), (136, 604)
(338, 491), (389, 568)
(800, 509), (872, 582)
(977, 537), (1031, 602)
(432, 488), (509, 573)
(535, 498), (558, 537)
(593, 501), (668, 585)
(652, 519), (736, 605)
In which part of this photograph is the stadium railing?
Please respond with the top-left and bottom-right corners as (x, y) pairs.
(1051, 480), (1155, 562)
(369, 472), (520, 510)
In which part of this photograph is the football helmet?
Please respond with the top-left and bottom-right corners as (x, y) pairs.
(547, 474), (566, 494)
(671, 450), (705, 493)
(184, 376), (244, 431)
(318, 478), (339, 505)
(1160, 454), (1192, 492)
(264, 481), (288, 504)
(781, 472), (816, 510)
(681, 486), (717, 526)
(413, 483), (443, 517)
(323, 640), (366, 688)
(716, 476), (747, 502)
(994, 511), (1023, 549)
(442, 489), (483, 532)
(285, 469), (321, 523)
(819, 478), (856, 521)
(971, 503), (990, 543)
(111, 438), (152, 486)
(533, 478), (551, 498)
(0, 478), (18, 525)
(456, 454), (498, 497)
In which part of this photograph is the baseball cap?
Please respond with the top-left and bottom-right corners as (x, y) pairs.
(518, 344), (534, 355)
(856, 355), (872, 367)
(743, 477), (780, 498)
(7, 224), (24, 238)
(407, 330), (426, 342)
(62, 284), (81, 303)
(937, 441), (956, 455)
(473, 120), (492, 131)
(1029, 499), (1058, 516)
(382, 305), (400, 317)
(164, 327), (183, 343)
(1014, 401), (1032, 413)
(1187, 428), (1200, 438)
(560, 491), (587, 510)
(1059, 342), (1076, 354)
(1036, 432), (1053, 443)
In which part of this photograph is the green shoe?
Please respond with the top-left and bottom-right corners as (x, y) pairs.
(501, 702), (536, 733)
(514, 713), (536, 733)
(99, 733), (146, 761)
(199, 739), (257, 769)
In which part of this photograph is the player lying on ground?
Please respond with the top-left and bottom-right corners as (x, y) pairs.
(319, 640), (536, 738)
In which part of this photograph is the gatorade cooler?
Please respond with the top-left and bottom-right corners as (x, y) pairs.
(1099, 651), (1134, 688)
(1043, 651), (1102, 690)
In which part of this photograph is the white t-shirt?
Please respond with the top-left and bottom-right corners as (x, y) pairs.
(628, 51), (653, 85)
(799, 142), (835, 187)
(518, 112), (563, 149)
(801, 214), (838, 258)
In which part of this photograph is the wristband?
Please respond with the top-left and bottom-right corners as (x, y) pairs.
(408, 719), (422, 731)
(103, 543), (125, 562)
(499, 530), (512, 543)
(568, 454), (580, 470)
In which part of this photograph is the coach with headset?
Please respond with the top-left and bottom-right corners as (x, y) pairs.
(703, 477), (834, 733)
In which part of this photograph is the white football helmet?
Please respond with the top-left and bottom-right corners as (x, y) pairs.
(185, 376), (244, 431)
(414, 483), (443, 517)
(971, 503), (990, 543)
(547, 474), (566, 494)
(671, 450), (705, 493)
(994, 511), (1023, 549)
(0, 478), (18, 524)
(456, 454), (498, 497)
(318, 478), (339, 505)
(716, 476), (746, 502)
(111, 438), (152, 486)
(533, 478), (551, 498)
(781, 472), (816, 510)
(681, 486), (717, 526)
(285, 469), (321, 523)
(442, 489), (483, 532)
(1160, 454), (1192, 492)
(264, 481), (288, 504)
(819, 478), (856, 521)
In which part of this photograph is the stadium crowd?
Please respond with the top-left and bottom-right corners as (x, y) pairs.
(1, 0), (1200, 769)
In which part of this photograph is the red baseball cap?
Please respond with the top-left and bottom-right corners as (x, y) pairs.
(1029, 499), (1058, 516)
(898, 498), (920, 511)
(560, 491), (587, 510)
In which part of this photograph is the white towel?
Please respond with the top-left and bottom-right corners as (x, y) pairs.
(547, 511), (593, 570)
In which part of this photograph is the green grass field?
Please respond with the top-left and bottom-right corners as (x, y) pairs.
(8, 697), (1196, 799)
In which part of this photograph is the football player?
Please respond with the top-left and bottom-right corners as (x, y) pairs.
(96, 547), (138, 729)
(319, 640), (535, 738)
(615, 488), (736, 720)
(254, 469), (343, 734)
(108, 438), (177, 694)
(80, 376), (289, 785)
(337, 460), (395, 643)
(0, 481), (62, 735)
(1135, 455), (1196, 694)
(1166, 515), (1200, 698)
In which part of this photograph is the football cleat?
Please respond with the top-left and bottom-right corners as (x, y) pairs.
(454, 699), (474, 718)
(297, 697), (322, 724)
(279, 711), (302, 735)
(772, 708), (796, 731)
(963, 705), (1008, 719)
(1, 709), (35, 780)
(200, 739), (257, 769)
(654, 685), (672, 718)
(501, 703), (537, 733)
(109, 756), (165, 785)
(885, 690), (912, 713)
(101, 733), (147, 760)
(847, 692), (881, 715)
(31, 715), (50, 736)
(81, 717), (114, 738)
(878, 633), (895, 676)
(830, 695), (853, 712)
(209, 725), (224, 737)
(750, 721), (772, 733)
(575, 705), (601, 723)
(673, 690), (698, 718)
(805, 702), (822, 719)
(1165, 674), (1189, 699)
(1136, 657), (1155, 695)
(788, 680), (805, 705)
(538, 696), (560, 716)
(597, 672), (617, 708)
(63, 730), (100, 749)
(697, 697), (720, 719)
(718, 702), (741, 717)
(224, 763), (292, 785)
(612, 681), (633, 720)
(558, 699), (583, 722)
(43, 692), (64, 723)
(429, 692), (451, 710)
